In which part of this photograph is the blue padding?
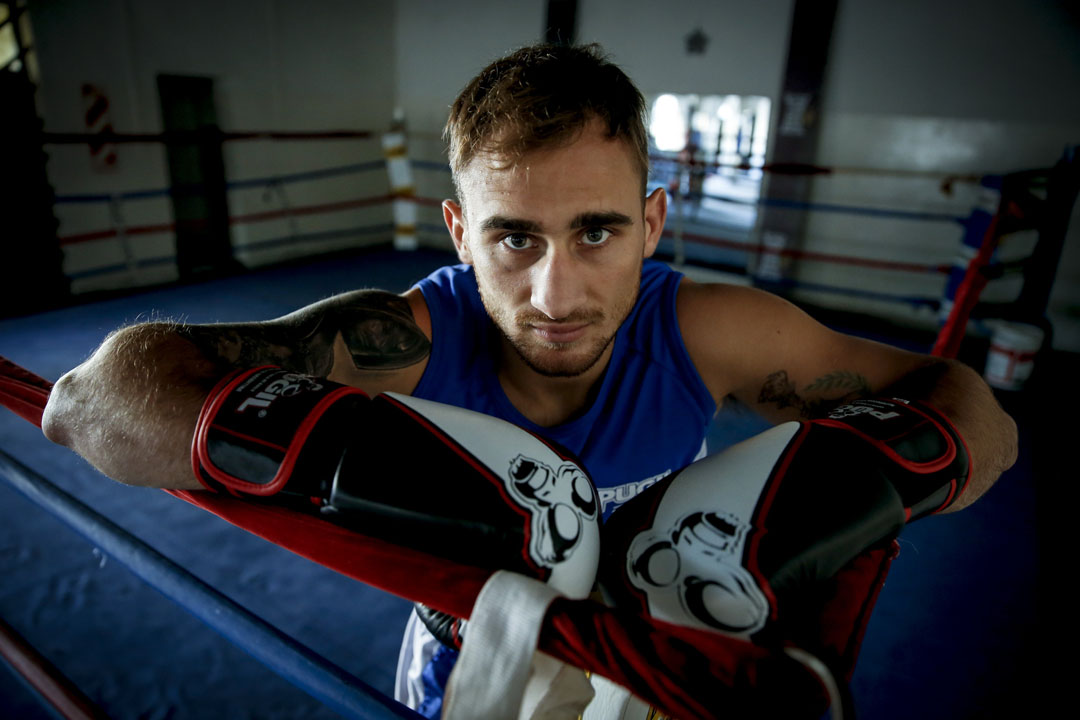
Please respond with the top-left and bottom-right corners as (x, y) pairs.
(0, 450), (422, 720)
(54, 188), (173, 204)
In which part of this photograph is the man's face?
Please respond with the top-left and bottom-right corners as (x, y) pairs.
(444, 123), (666, 378)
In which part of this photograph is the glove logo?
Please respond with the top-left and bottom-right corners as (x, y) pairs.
(236, 372), (325, 415)
(626, 510), (769, 636)
(828, 400), (900, 422)
(507, 454), (599, 568)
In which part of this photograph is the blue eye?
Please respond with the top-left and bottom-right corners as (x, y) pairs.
(502, 234), (534, 250)
(582, 228), (612, 245)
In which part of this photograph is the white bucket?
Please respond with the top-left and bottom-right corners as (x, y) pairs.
(984, 322), (1044, 390)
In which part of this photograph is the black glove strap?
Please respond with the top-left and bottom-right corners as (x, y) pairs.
(415, 602), (467, 650)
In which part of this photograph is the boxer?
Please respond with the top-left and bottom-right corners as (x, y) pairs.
(36, 42), (1017, 719)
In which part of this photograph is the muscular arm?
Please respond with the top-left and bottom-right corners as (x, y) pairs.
(679, 281), (1017, 511)
(41, 289), (431, 489)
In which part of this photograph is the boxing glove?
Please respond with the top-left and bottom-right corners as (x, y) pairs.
(600, 397), (969, 638)
(192, 366), (601, 600)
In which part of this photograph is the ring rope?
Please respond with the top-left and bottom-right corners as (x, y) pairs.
(746, 277), (942, 310)
(227, 160), (388, 191)
(63, 223), (396, 282)
(0, 449), (421, 720)
(40, 124), (992, 185)
(55, 160), (388, 206)
(409, 160), (451, 172)
(0, 614), (109, 720)
(229, 194), (395, 226)
(932, 209), (1004, 358)
(234, 224), (396, 257)
(45, 135), (1006, 325)
(662, 229), (951, 275)
(42, 130), (375, 145)
(675, 190), (968, 225)
(58, 193), (396, 247)
(650, 154), (987, 184)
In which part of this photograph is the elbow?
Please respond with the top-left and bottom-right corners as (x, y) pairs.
(947, 403), (1018, 513)
(41, 366), (109, 462)
(981, 399), (1020, 489)
(41, 370), (80, 448)
(42, 322), (214, 490)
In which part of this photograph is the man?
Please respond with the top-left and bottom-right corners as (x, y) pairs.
(42, 44), (1016, 718)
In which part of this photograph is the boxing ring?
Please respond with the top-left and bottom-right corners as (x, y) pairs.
(0, 248), (455, 720)
(0, 123), (1070, 718)
(0, 446), (421, 720)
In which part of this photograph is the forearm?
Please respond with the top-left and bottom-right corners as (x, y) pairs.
(885, 359), (1018, 511)
(41, 290), (431, 490)
(42, 323), (220, 489)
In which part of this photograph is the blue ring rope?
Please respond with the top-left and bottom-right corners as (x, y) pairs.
(0, 449), (422, 720)
(55, 161), (388, 205)
(672, 190), (966, 224)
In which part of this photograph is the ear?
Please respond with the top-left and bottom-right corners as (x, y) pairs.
(642, 187), (667, 258)
(443, 199), (472, 264)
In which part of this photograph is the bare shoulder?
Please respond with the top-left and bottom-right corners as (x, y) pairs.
(677, 278), (799, 336)
(676, 279), (931, 422)
(675, 279), (808, 395)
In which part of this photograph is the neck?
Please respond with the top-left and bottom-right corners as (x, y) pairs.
(496, 339), (612, 427)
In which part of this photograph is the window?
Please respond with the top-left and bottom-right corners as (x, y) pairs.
(647, 93), (771, 173)
(647, 93), (772, 272)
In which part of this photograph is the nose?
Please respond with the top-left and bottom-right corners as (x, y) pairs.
(530, 246), (587, 320)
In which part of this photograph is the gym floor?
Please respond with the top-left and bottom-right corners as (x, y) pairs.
(0, 247), (1063, 719)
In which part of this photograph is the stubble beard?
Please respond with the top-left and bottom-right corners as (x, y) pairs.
(476, 273), (641, 379)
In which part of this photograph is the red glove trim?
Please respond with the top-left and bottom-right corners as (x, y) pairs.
(190, 367), (253, 494)
(814, 401), (957, 474)
(191, 367), (366, 497)
(744, 422), (811, 622)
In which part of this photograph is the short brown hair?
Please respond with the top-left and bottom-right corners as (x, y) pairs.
(445, 43), (649, 197)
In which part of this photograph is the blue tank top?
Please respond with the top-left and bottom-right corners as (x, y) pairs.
(412, 259), (716, 519)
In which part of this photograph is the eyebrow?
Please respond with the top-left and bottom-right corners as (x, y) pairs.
(478, 215), (543, 234)
(569, 211), (634, 229)
(478, 211), (634, 234)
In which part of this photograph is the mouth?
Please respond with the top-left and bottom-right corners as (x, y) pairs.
(529, 322), (590, 344)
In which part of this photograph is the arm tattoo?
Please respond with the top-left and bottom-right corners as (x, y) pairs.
(758, 369), (871, 418)
(178, 326), (310, 373)
(176, 291), (430, 377)
(329, 302), (431, 370)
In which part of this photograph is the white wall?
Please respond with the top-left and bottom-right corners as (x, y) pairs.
(393, 0), (792, 118)
(825, 0), (1080, 123)
(31, 0), (397, 292)
(393, 0), (547, 134)
(576, 0), (792, 99)
(392, 0), (549, 245)
(804, 0), (1080, 347)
